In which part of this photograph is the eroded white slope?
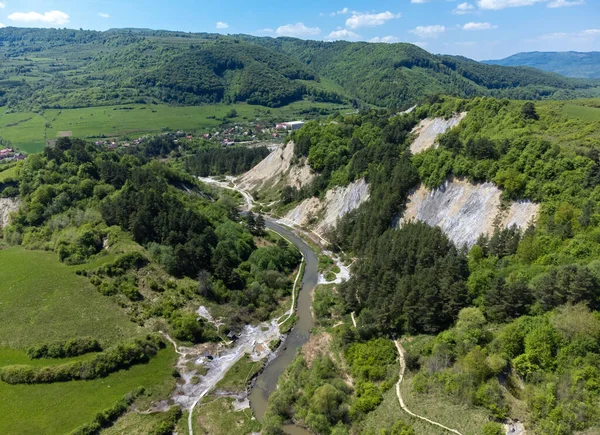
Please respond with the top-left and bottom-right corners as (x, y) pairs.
(0, 198), (19, 228)
(410, 112), (467, 154)
(400, 178), (538, 247)
(236, 142), (314, 192)
(284, 179), (370, 235)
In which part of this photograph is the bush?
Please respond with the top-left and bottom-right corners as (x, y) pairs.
(2, 335), (164, 384)
(482, 422), (504, 435)
(27, 337), (102, 359)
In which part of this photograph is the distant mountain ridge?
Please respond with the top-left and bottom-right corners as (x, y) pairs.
(484, 51), (600, 79)
(0, 27), (599, 111)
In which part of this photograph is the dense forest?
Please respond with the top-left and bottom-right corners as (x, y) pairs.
(1, 136), (301, 340)
(260, 97), (600, 434)
(244, 36), (600, 107)
(1, 27), (599, 112)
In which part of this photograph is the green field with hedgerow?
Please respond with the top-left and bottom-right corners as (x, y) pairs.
(0, 247), (141, 349)
(0, 100), (347, 154)
(0, 347), (176, 435)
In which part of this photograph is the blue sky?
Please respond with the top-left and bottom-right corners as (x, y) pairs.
(0, 0), (598, 60)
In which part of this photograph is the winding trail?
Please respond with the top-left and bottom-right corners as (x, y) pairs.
(394, 340), (463, 435)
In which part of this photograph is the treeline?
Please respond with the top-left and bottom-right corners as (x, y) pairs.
(186, 146), (270, 177)
(27, 337), (101, 359)
(0, 335), (164, 384)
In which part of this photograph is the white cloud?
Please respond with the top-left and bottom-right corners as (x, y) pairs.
(346, 11), (401, 29)
(409, 25), (446, 38)
(275, 22), (321, 37)
(538, 28), (600, 40)
(0, 3), (5, 9)
(477, 0), (583, 8)
(411, 0), (430, 3)
(98, 13), (110, 19)
(327, 29), (360, 40)
(8, 10), (70, 25)
(330, 7), (349, 16)
(258, 28), (274, 34)
(453, 2), (476, 14)
(463, 22), (498, 30)
(0, 23), (4, 28)
(547, 0), (584, 7)
(369, 36), (401, 43)
(216, 21), (229, 29)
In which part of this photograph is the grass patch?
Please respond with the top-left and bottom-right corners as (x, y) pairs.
(0, 165), (18, 182)
(0, 247), (140, 349)
(0, 347), (176, 435)
(214, 355), (264, 393)
(563, 103), (600, 122)
(398, 371), (491, 435)
(194, 397), (261, 435)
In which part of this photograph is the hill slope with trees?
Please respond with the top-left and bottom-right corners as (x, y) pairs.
(1, 27), (599, 112)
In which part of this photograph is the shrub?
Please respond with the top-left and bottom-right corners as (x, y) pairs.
(27, 337), (102, 359)
(2, 335), (163, 384)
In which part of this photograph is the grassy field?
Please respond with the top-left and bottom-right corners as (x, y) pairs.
(194, 397), (260, 435)
(0, 165), (18, 182)
(214, 355), (265, 393)
(0, 347), (176, 435)
(562, 102), (600, 122)
(0, 247), (140, 349)
(0, 101), (348, 154)
(398, 372), (491, 435)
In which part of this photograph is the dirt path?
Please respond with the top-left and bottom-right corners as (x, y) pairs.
(394, 340), (463, 435)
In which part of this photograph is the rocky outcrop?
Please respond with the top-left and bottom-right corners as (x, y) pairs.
(399, 178), (539, 248)
(236, 142), (314, 192)
(284, 179), (370, 235)
(0, 198), (20, 228)
(410, 112), (467, 154)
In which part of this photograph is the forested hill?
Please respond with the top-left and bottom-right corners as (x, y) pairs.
(1, 27), (599, 112)
(240, 36), (600, 106)
(484, 51), (600, 79)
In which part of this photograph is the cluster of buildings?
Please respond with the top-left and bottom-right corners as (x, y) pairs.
(0, 148), (26, 162)
(94, 136), (147, 150)
(275, 121), (305, 131)
(203, 120), (305, 146)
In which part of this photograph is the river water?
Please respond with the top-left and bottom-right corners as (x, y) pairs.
(248, 219), (319, 435)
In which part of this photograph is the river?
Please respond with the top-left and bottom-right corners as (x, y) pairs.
(248, 219), (319, 435)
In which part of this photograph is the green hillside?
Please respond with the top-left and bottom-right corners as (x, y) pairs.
(243, 37), (600, 107)
(484, 51), (600, 79)
(1, 27), (599, 115)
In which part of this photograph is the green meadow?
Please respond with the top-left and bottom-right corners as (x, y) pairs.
(0, 348), (176, 435)
(0, 247), (177, 434)
(0, 101), (347, 154)
(0, 247), (141, 349)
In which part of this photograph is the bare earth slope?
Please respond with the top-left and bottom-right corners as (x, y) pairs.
(284, 178), (370, 236)
(410, 113), (467, 154)
(237, 142), (314, 192)
(400, 178), (539, 248)
(0, 198), (20, 228)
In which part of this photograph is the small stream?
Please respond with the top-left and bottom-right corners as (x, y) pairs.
(248, 219), (319, 435)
